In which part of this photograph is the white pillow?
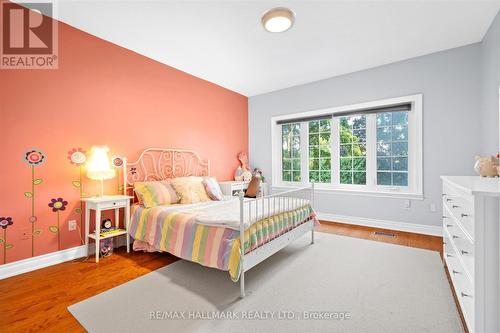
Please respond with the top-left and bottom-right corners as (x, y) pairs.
(203, 177), (223, 201)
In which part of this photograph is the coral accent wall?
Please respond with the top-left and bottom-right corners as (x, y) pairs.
(0, 20), (248, 264)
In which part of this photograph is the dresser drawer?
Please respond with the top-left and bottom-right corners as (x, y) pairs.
(445, 252), (475, 332)
(443, 211), (474, 279)
(98, 200), (126, 210)
(443, 189), (474, 240)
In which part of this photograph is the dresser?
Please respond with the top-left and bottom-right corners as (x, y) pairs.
(218, 180), (268, 197)
(441, 176), (500, 333)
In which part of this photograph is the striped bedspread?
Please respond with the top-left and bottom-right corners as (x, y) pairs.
(129, 201), (317, 281)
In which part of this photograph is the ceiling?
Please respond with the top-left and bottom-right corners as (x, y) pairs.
(33, 1), (500, 96)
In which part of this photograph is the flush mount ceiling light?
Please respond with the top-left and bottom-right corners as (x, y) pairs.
(261, 7), (295, 33)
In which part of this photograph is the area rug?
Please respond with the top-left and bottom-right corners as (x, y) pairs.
(68, 232), (463, 333)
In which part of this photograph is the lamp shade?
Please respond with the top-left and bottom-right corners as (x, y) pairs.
(86, 146), (115, 181)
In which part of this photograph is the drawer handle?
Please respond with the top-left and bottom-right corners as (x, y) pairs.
(442, 193), (447, 196)
(442, 216), (448, 219)
(446, 198), (453, 202)
(460, 213), (468, 218)
(461, 250), (469, 255)
(452, 270), (461, 275)
(452, 235), (459, 239)
(461, 292), (472, 298)
(446, 254), (453, 258)
(452, 205), (459, 209)
(446, 224), (453, 228)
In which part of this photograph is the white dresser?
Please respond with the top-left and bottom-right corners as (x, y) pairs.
(441, 176), (500, 333)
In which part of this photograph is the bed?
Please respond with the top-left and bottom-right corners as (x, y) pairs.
(122, 148), (318, 297)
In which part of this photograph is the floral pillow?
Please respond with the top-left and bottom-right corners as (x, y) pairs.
(134, 181), (179, 208)
(171, 177), (212, 204)
(203, 177), (223, 201)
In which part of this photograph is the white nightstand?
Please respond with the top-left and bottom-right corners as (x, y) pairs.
(218, 181), (268, 197)
(82, 195), (133, 263)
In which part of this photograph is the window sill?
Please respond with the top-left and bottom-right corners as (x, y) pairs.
(272, 185), (424, 200)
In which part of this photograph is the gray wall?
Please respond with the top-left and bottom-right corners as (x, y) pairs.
(481, 12), (500, 154)
(249, 44), (481, 227)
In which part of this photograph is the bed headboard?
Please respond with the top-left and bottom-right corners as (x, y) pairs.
(122, 148), (210, 195)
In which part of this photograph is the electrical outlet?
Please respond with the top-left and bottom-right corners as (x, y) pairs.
(68, 220), (77, 231)
(404, 199), (411, 210)
(429, 203), (437, 212)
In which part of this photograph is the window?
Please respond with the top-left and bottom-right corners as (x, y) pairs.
(272, 95), (423, 199)
(376, 112), (409, 186)
(308, 119), (331, 183)
(339, 116), (366, 185)
(281, 123), (301, 182)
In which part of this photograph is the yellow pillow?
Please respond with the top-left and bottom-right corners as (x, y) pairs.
(134, 181), (179, 208)
(171, 177), (211, 204)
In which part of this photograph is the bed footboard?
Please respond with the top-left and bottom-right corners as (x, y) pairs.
(238, 183), (315, 298)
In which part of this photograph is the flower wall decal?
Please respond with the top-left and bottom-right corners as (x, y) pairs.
(68, 147), (87, 245)
(48, 198), (68, 250)
(23, 148), (45, 257)
(112, 155), (124, 193)
(0, 217), (14, 264)
(68, 148), (87, 166)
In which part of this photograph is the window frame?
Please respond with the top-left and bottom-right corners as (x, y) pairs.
(271, 94), (423, 199)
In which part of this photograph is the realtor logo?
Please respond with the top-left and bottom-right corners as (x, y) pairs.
(1, 0), (58, 69)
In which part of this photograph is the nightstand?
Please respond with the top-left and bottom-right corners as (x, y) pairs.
(218, 180), (268, 197)
(82, 195), (133, 263)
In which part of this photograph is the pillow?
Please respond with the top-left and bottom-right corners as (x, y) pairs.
(171, 177), (212, 204)
(245, 176), (261, 198)
(203, 177), (223, 201)
(134, 181), (179, 208)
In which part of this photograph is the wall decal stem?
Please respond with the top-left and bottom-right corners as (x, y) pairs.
(48, 198), (68, 251)
(23, 149), (46, 257)
(68, 148), (87, 245)
(0, 217), (14, 264)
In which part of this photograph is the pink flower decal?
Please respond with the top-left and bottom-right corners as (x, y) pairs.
(112, 156), (124, 168)
(48, 198), (68, 212)
(24, 149), (46, 166)
(0, 217), (13, 229)
(67, 148), (87, 166)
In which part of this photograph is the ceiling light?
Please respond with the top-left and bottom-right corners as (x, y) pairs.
(262, 7), (295, 33)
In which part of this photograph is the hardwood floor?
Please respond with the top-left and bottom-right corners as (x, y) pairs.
(1, 221), (444, 332)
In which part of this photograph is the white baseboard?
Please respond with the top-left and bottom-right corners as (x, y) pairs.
(317, 212), (442, 237)
(0, 245), (87, 280)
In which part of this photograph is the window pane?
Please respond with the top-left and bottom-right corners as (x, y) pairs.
(282, 123), (301, 182)
(309, 134), (319, 145)
(320, 119), (331, 132)
(376, 111), (409, 186)
(309, 158), (319, 170)
(393, 172), (408, 186)
(309, 119), (331, 183)
(377, 172), (391, 185)
(320, 171), (331, 183)
(392, 157), (408, 171)
(377, 157), (391, 170)
(309, 171), (319, 183)
(309, 146), (319, 158)
(353, 172), (366, 185)
(309, 121), (319, 133)
(340, 172), (352, 184)
(319, 145), (331, 158)
(339, 115), (367, 185)
(340, 157), (352, 170)
(292, 171), (301, 182)
(283, 159), (291, 170)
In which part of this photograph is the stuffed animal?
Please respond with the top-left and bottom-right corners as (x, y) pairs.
(474, 155), (499, 177)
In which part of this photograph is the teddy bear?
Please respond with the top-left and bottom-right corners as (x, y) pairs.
(474, 155), (499, 177)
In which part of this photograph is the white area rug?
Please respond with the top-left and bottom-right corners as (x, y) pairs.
(68, 232), (463, 333)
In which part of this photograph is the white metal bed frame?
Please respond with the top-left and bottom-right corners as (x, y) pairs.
(122, 148), (315, 298)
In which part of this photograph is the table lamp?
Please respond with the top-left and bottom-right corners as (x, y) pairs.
(87, 146), (115, 197)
